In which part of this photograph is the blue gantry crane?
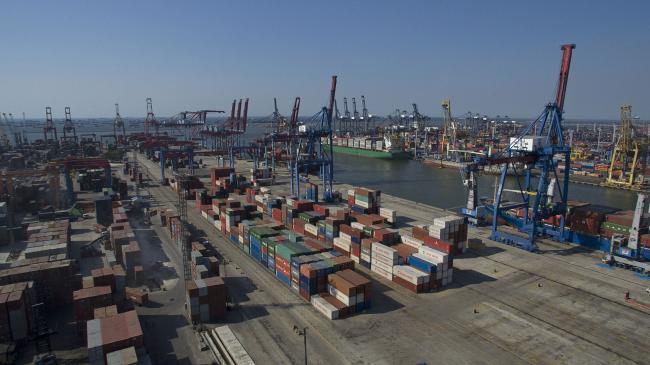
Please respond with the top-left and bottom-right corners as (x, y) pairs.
(460, 44), (576, 251)
(290, 76), (337, 202)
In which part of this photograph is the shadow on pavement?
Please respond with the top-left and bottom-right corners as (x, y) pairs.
(139, 314), (192, 365)
(364, 279), (405, 315)
(452, 268), (497, 287)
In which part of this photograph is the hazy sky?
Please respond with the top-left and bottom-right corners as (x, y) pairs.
(1, 0), (648, 120)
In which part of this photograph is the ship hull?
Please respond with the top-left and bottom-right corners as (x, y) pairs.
(330, 145), (409, 159)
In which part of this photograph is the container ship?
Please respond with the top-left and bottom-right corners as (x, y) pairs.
(329, 135), (409, 159)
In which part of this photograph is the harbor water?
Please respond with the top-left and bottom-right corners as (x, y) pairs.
(332, 153), (638, 211)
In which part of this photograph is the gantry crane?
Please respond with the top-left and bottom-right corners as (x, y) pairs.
(341, 97), (351, 134)
(441, 99), (456, 157)
(0, 113), (12, 149)
(270, 98), (288, 134)
(113, 103), (126, 145)
(43, 107), (58, 145)
(62, 107), (77, 144)
(360, 95), (373, 134)
(606, 105), (644, 188)
(290, 76), (337, 201)
(352, 97), (360, 134)
(460, 44), (576, 251)
(144, 98), (159, 138)
(5, 113), (22, 147)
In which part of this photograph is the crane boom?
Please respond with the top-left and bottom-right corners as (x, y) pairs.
(555, 44), (576, 113)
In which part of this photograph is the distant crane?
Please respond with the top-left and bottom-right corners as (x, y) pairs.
(441, 99), (457, 158)
(22, 112), (27, 144)
(0, 113), (11, 149)
(270, 97), (288, 134)
(412, 103), (426, 130)
(352, 97), (360, 134)
(342, 97), (351, 134)
(43, 107), (58, 145)
(360, 95), (373, 134)
(7, 113), (22, 147)
(113, 103), (126, 145)
(62, 107), (77, 144)
(607, 105), (643, 188)
(290, 76), (337, 201)
(144, 98), (159, 138)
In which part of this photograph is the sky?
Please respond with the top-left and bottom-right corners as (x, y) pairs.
(1, 0), (649, 120)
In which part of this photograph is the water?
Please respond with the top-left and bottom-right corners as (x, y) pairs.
(17, 119), (638, 211)
(332, 153), (638, 211)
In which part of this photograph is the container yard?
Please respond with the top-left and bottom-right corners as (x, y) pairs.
(2, 2), (650, 363)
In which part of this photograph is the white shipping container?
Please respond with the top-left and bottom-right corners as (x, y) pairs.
(379, 207), (397, 223)
(286, 197), (296, 207)
(351, 222), (365, 230)
(401, 234), (423, 249)
(87, 319), (104, 365)
(393, 265), (430, 285)
(371, 242), (398, 259)
(418, 246), (448, 264)
(371, 264), (393, 281)
(311, 295), (339, 320)
(333, 237), (351, 252)
(338, 232), (352, 243)
(305, 223), (318, 236)
(355, 200), (370, 208)
(371, 257), (394, 273)
(360, 252), (371, 262)
(371, 252), (398, 266)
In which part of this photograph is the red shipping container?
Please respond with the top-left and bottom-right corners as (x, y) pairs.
(411, 226), (430, 241)
(220, 217), (227, 233)
(350, 242), (360, 257)
(422, 237), (454, 255)
(313, 205), (330, 217)
(272, 208), (283, 223)
(294, 200), (314, 211)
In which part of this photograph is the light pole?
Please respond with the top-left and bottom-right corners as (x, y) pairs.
(293, 325), (307, 365)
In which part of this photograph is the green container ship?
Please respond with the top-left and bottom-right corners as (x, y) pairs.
(327, 136), (409, 160)
(330, 144), (409, 159)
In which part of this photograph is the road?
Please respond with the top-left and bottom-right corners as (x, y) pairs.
(119, 168), (213, 365)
